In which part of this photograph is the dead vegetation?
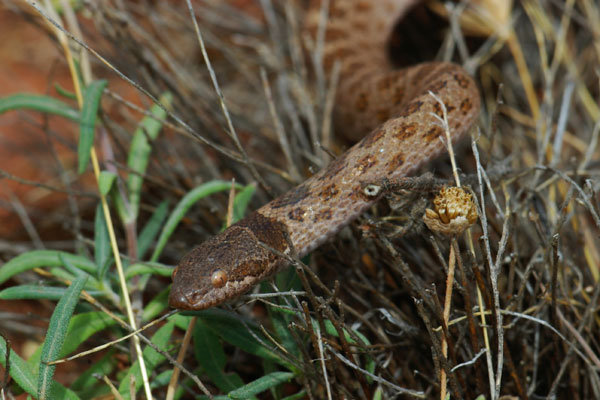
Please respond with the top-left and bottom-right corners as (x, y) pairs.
(1, 0), (599, 399)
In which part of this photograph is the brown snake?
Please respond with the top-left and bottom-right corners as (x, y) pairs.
(169, 0), (480, 310)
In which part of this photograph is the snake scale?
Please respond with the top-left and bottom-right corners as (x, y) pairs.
(169, 0), (480, 310)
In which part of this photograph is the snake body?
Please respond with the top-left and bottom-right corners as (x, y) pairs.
(169, 0), (480, 310)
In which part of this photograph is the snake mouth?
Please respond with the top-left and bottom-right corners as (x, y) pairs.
(168, 284), (211, 310)
(169, 272), (267, 311)
(168, 287), (195, 310)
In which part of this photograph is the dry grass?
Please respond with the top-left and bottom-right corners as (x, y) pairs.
(1, 0), (599, 399)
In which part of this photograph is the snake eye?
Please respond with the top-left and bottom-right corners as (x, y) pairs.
(211, 269), (228, 288)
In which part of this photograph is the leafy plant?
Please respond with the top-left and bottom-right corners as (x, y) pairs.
(0, 86), (261, 398)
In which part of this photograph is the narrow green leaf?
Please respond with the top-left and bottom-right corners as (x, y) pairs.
(364, 354), (376, 381)
(193, 320), (245, 393)
(63, 312), (116, 356)
(137, 200), (169, 259)
(78, 79), (108, 174)
(253, 284), (299, 375)
(70, 350), (116, 395)
(195, 309), (289, 367)
(141, 286), (170, 322)
(0, 285), (66, 300)
(150, 180), (242, 262)
(320, 318), (375, 382)
(171, 314), (195, 331)
(228, 371), (294, 399)
(373, 386), (383, 400)
(47, 266), (76, 284)
(281, 390), (308, 400)
(42, 382), (81, 399)
(0, 93), (79, 121)
(0, 329), (80, 399)
(28, 311), (115, 370)
(50, 0), (84, 13)
(194, 319), (226, 369)
(0, 250), (95, 285)
(98, 171), (116, 196)
(150, 369), (173, 389)
(38, 274), (88, 399)
(261, 266), (302, 363)
(117, 320), (175, 399)
(275, 264), (302, 294)
(0, 334), (37, 396)
(59, 253), (85, 279)
(322, 318), (371, 346)
(94, 204), (111, 280)
(125, 262), (172, 279)
(269, 307), (301, 362)
(125, 92), (171, 222)
(232, 183), (257, 223)
(53, 83), (77, 100)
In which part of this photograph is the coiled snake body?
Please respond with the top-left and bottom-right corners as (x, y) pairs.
(169, 0), (480, 310)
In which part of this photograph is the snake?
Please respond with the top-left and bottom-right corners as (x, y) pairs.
(169, 0), (480, 310)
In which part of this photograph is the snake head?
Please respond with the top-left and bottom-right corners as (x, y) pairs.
(169, 212), (289, 310)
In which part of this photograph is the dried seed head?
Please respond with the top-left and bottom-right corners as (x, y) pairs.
(423, 186), (478, 235)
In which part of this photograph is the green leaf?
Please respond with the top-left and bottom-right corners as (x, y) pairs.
(0, 93), (79, 121)
(194, 309), (289, 368)
(194, 319), (226, 370)
(78, 79), (107, 174)
(94, 204), (111, 280)
(117, 320), (175, 399)
(269, 308), (301, 363)
(0, 250), (95, 285)
(125, 262), (172, 279)
(193, 320), (245, 393)
(320, 318), (375, 382)
(125, 92), (171, 222)
(50, 0), (84, 13)
(227, 371), (294, 399)
(0, 334), (37, 396)
(150, 369), (173, 389)
(281, 391), (308, 400)
(37, 274), (88, 399)
(220, 182), (257, 230)
(53, 82), (77, 100)
(63, 312), (116, 356)
(59, 253), (85, 278)
(259, 269), (302, 365)
(137, 200), (169, 259)
(28, 311), (116, 370)
(0, 285), (66, 300)
(98, 171), (116, 196)
(70, 350), (115, 396)
(172, 314), (195, 331)
(373, 386), (383, 400)
(0, 328), (81, 399)
(141, 286), (170, 322)
(150, 180), (242, 262)
(322, 319), (371, 347)
(232, 183), (257, 223)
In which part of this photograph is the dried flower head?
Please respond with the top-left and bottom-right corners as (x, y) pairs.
(423, 186), (478, 235)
